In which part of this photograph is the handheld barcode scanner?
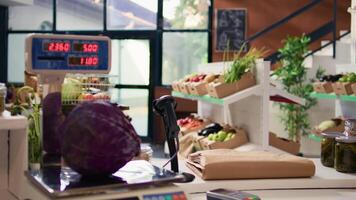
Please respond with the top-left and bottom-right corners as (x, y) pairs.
(25, 34), (111, 97)
(153, 95), (195, 182)
(25, 34), (111, 154)
(153, 95), (180, 172)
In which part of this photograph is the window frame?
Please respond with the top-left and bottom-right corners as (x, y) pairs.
(1, 0), (213, 142)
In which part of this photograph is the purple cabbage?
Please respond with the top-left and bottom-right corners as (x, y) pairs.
(43, 92), (65, 154)
(60, 101), (141, 176)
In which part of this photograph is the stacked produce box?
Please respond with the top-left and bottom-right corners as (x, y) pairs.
(172, 71), (256, 99)
(313, 73), (356, 95)
(172, 48), (263, 99)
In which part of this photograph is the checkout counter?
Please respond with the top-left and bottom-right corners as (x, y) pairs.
(1, 107), (356, 199)
(0, 113), (355, 200)
(1, 34), (356, 200)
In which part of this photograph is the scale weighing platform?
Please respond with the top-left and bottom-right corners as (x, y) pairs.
(26, 160), (187, 200)
(23, 34), (189, 200)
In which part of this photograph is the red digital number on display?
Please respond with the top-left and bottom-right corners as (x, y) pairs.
(46, 42), (70, 52)
(79, 57), (99, 66)
(83, 43), (99, 53)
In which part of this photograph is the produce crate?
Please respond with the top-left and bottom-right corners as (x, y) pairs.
(192, 135), (205, 151)
(199, 128), (248, 150)
(269, 132), (300, 155)
(179, 82), (191, 94)
(171, 81), (181, 92)
(332, 82), (353, 95)
(207, 72), (256, 98)
(313, 82), (333, 93)
(189, 82), (208, 96)
(351, 83), (356, 95)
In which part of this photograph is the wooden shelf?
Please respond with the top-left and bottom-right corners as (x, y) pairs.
(308, 133), (322, 142)
(172, 85), (263, 106)
(173, 85), (305, 106)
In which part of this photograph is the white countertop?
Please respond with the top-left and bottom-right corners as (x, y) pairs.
(150, 156), (356, 199)
(0, 110), (27, 130)
(151, 156), (356, 195)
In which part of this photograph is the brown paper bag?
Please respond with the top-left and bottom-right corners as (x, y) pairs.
(186, 149), (315, 180)
(179, 132), (196, 158)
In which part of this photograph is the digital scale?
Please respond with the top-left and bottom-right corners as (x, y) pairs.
(25, 34), (112, 96)
(23, 34), (189, 200)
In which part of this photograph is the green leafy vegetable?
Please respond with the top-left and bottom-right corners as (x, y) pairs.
(223, 47), (266, 84)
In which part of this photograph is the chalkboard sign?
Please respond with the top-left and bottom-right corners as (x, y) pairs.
(216, 9), (247, 52)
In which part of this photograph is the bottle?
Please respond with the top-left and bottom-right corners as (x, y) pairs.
(335, 136), (356, 173)
(320, 132), (342, 167)
(0, 83), (6, 114)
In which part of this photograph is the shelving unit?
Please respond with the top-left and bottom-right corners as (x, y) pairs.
(172, 60), (305, 150)
(172, 85), (263, 106)
(311, 65), (356, 118)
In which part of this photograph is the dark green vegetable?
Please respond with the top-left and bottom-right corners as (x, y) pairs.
(198, 123), (223, 136)
(223, 47), (265, 84)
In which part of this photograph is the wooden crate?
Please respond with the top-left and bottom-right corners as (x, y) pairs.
(189, 82), (208, 96)
(269, 132), (300, 155)
(313, 82), (333, 93)
(200, 128), (248, 150)
(332, 82), (353, 95)
(207, 72), (256, 98)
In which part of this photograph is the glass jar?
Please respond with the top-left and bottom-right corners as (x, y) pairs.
(321, 132), (342, 167)
(344, 119), (356, 136)
(335, 136), (356, 173)
(0, 83), (6, 114)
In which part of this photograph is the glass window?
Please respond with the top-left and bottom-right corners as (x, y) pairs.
(8, 34), (27, 83)
(56, 0), (103, 30)
(111, 89), (149, 137)
(163, 0), (209, 29)
(162, 32), (208, 84)
(107, 0), (157, 30)
(8, 0), (53, 30)
(110, 39), (150, 85)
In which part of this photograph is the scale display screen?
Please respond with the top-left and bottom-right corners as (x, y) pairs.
(26, 34), (111, 73)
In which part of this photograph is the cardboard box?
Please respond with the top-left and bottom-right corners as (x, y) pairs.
(207, 72), (256, 98)
(179, 82), (191, 94)
(171, 81), (181, 92)
(351, 83), (356, 95)
(180, 120), (210, 136)
(200, 128), (248, 150)
(332, 82), (353, 95)
(313, 82), (333, 93)
(269, 132), (300, 155)
(192, 134), (205, 151)
(189, 82), (208, 96)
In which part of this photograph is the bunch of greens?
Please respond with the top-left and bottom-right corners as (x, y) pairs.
(11, 86), (42, 164)
(223, 47), (266, 84)
(273, 35), (316, 142)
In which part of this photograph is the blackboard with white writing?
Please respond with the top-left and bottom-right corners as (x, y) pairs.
(216, 9), (247, 52)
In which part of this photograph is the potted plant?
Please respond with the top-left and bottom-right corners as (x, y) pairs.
(11, 86), (42, 169)
(273, 35), (317, 144)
